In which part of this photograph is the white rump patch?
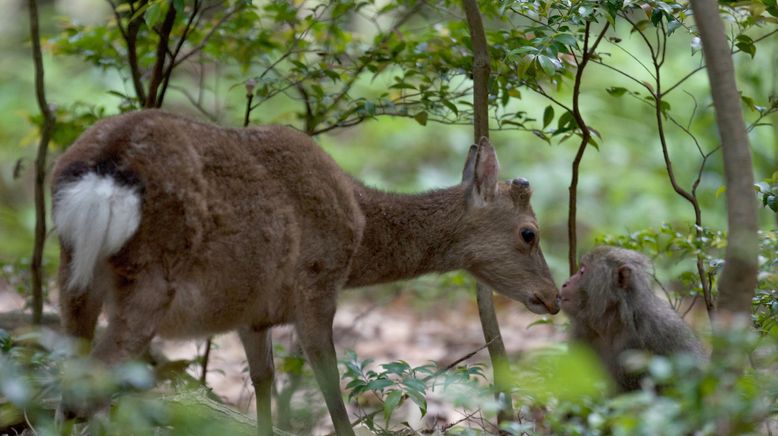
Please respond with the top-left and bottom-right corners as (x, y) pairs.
(53, 173), (141, 290)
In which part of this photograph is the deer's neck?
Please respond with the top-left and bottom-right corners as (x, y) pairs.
(346, 183), (468, 288)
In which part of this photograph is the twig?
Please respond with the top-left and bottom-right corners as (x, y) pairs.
(168, 84), (219, 121)
(440, 408), (482, 432)
(681, 294), (700, 319)
(422, 337), (494, 383)
(172, 4), (243, 68)
(200, 337), (212, 385)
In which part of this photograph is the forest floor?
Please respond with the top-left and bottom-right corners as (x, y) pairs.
(0, 283), (565, 433)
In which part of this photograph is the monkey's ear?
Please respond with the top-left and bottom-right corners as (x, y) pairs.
(615, 265), (632, 290)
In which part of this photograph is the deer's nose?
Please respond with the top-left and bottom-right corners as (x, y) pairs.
(533, 292), (560, 314)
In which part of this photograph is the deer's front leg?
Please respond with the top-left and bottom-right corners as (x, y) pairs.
(295, 301), (354, 436)
(238, 326), (274, 436)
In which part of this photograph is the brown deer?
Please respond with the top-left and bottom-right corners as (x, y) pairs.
(51, 109), (559, 436)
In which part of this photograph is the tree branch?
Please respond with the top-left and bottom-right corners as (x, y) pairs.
(108, 0), (147, 103)
(28, 0), (55, 325)
(158, 0), (202, 104)
(567, 21), (609, 274)
(145, 1), (178, 108)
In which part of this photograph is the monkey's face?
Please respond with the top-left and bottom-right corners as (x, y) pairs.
(559, 264), (587, 315)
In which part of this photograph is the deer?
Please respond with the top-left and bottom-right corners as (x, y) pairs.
(51, 109), (559, 436)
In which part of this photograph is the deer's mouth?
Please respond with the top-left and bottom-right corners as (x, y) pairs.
(528, 292), (560, 315)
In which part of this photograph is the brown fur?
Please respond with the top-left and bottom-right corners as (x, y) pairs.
(51, 110), (558, 435)
(560, 246), (707, 391)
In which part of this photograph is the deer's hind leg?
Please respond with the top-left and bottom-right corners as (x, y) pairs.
(239, 325), (274, 436)
(58, 248), (106, 346)
(91, 265), (174, 366)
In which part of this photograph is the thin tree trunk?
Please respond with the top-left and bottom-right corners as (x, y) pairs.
(462, 0), (515, 425)
(689, 0), (758, 318)
(28, 0), (55, 325)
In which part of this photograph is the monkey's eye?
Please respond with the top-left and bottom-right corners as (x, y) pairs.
(520, 228), (536, 244)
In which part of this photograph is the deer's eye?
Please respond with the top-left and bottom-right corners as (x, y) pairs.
(520, 228), (536, 244)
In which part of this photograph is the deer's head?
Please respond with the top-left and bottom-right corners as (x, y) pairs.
(458, 137), (559, 315)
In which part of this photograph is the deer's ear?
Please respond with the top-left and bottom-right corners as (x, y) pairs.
(461, 144), (478, 184)
(467, 137), (500, 207)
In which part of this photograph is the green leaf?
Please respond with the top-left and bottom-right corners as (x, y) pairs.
(383, 390), (403, 423)
(144, 0), (168, 27)
(755, 182), (770, 193)
(735, 35), (756, 58)
(554, 33), (577, 47)
(516, 54), (534, 78)
(557, 110), (576, 132)
(367, 378), (394, 391)
(542, 105), (554, 128)
(766, 0), (778, 17)
(413, 111), (428, 126)
(767, 195), (778, 212)
(442, 99), (459, 116)
(715, 185), (726, 198)
(389, 82), (416, 90)
(659, 100), (671, 116)
(382, 361), (411, 375)
(406, 388), (427, 417)
(607, 87), (627, 97)
(527, 317), (553, 329)
(402, 378), (426, 393)
(651, 9), (664, 26)
(537, 55), (557, 76)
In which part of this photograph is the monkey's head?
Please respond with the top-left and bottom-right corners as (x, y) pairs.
(560, 246), (653, 325)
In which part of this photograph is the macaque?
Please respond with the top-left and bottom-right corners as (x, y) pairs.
(560, 246), (706, 391)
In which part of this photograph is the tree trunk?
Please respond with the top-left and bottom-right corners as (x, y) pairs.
(689, 0), (758, 318)
(462, 0), (515, 425)
(28, 0), (55, 325)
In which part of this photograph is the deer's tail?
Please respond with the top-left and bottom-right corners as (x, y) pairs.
(53, 171), (142, 291)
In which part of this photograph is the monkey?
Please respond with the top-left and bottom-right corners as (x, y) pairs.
(559, 246), (707, 391)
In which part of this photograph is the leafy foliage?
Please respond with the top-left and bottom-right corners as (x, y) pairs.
(340, 351), (495, 433)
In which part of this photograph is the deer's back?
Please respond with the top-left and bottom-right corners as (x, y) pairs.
(52, 110), (364, 335)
